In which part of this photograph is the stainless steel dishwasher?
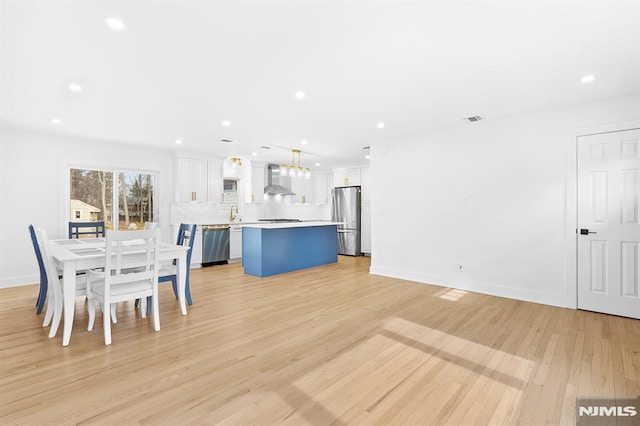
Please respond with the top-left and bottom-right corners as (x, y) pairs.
(201, 224), (230, 266)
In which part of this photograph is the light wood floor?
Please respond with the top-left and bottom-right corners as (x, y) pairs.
(1, 256), (639, 425)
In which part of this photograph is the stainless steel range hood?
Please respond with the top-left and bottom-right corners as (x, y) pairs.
(264, 164), (295, 196)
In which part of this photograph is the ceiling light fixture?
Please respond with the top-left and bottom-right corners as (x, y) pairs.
(51, 118), (62, 125)
(295, 91), (306, 99)
(175, 139), (183, 144)
(301, 140), (308, 145)
(105, 17), (125, 31)
(68, 83), (83, 92)
(581, 74), (595, 84)
(222, 120), (231, 127)
(282, 149), (311, 179)
(230, 157), (242, 173)
(376, 122), (385, 129)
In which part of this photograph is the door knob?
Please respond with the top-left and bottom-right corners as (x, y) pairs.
(579, 228), (597, 235)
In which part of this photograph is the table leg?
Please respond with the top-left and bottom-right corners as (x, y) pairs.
(62, 262), (77, 346)
(178, 252), (187, 315)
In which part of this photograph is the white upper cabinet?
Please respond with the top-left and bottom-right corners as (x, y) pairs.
(314, 173), (330, 205)
(245, 162), (266, 204)
(289, 176), (314, 204)
(207, 160), (223, 203)
(333, 168), (361, 187)
(176, 157), (207, 202)
(176, 157), (224, 203)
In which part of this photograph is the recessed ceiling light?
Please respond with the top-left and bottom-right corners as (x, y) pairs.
(295, 91), (306, 99)
(222, 120), (231, 127)
(51, 118), (62, 125)
(105, 17), (125, 31)
(252, 152), (258, 156)
(68, 83), (83, 92)
(175, 139), (183, 144)
(581, 74), (595, 84)
(365, 155), (371, 160)
(300, 140), (308, 145)
(315, 162), (321, 167)
(376, 122), (385, 129)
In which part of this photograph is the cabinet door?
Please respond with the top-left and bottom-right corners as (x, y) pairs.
(333, 168), (361, 187)
(207, 160), (223, 203)
(229, 227), (242, 260)
(289, 176), (313, 204)
(361, 202), (371, 254)
(176, 158), (193, 201)
(314, 173), (329, 205)
(346, 168), (361, 186)
(333, 169), (347, 187)
(193, 160), (207, 201)
(249, 164), (265, 204)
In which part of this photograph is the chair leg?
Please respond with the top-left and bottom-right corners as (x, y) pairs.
(152, 292), (160, 332)
(171, 277), (179, 299)
(110, 303), (117, 323)
(48, 293), (63, 338)
(43, 296), (54, 327)
(145, 296), (152, 317)
(35, 280), (47, 314)
(184, 274), (192, 306)
(103, 299), (112, 345)
(87, 297), (96, 331)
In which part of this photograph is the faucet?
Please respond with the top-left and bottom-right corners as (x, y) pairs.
(229, 205), (238, 222)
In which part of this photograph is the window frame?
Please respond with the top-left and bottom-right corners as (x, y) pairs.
(64, 164), (160, 235)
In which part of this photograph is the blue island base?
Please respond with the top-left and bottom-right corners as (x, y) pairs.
(242, 224), (338, 278)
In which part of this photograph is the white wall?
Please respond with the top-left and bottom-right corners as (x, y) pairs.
(370, 94), (640, 308)
(0, 127), (176, 288)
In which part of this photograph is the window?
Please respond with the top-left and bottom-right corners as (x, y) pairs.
(70, 168), (156, 231)
(221, 179), (239, 211)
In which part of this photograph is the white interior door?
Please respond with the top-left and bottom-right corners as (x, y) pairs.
(577, 128), (640, 319)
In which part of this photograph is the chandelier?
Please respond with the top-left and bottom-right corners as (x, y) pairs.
(282, 149), (310, 179)
(230, 157), (242, 172)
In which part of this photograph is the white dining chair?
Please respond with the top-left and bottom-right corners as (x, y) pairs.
(36, 228), (92, 338)
(86, 229), (161, 345)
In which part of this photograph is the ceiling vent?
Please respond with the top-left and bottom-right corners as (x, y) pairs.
(220, 139), (235, 144)
(464, 116), (482, 122)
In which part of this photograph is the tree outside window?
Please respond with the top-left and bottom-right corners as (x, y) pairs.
(70, 168), (156, 231)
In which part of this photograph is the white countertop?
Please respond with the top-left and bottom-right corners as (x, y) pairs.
(239, 221), (341, 229)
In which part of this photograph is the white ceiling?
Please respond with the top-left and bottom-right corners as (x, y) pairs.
(1, 0), (639, 171)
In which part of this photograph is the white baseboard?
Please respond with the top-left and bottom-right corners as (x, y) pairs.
(369, 266), (570, 309)
(0, 274), (38, 289)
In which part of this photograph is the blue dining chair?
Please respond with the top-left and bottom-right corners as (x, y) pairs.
(140, 223), (196, 315)
(68, 221), (106, 239)
(28, 225), (48, 314)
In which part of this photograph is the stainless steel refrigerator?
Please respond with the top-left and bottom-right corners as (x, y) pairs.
(331, 186), (362, 256)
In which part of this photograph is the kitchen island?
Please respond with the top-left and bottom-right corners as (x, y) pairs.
(242, 221), (340, 277)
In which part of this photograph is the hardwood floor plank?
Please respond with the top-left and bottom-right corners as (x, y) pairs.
(1, 256), (639, 424)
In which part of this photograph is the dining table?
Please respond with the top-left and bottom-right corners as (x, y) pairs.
(49, 237), (190, 346)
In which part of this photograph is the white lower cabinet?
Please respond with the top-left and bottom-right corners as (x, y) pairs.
(229, 225), (242, 262)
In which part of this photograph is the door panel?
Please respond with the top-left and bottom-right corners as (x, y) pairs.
(577, 128), (640, 319)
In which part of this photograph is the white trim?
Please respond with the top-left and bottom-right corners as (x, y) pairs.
(565, 118), (640, 310)
(369, 266), (568, 308)
(0, 274), (39, 289)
